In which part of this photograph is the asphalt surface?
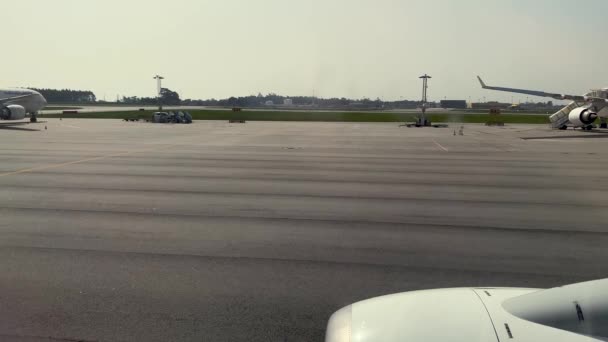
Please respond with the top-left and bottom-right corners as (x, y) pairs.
(0, 119), (607, 342)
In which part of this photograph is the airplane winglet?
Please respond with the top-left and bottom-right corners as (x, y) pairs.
(477, 76), (487, 88)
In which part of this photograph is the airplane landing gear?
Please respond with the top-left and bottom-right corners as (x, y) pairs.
(30, 112), (37, 123)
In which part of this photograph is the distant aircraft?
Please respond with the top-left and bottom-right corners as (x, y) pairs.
(477, 76), (607, 130)
(326, 278), (607, 342)
(0, 88), (47, 123)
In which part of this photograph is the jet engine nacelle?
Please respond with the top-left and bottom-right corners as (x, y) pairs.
(569, 107), (597, 127)
(0, 105), (27, 120)
(326, 278), (608, 342)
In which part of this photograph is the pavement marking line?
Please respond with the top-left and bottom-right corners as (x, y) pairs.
(433, 140), (449, 152)
(59, 123), (82, 129)
(0, 143), (182, 178)
(0, 151), (137, 177)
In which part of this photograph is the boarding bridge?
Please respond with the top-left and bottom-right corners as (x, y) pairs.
(549, 101), (581, 129)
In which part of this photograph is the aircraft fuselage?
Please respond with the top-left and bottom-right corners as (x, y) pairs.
(0, 88), (47, 114)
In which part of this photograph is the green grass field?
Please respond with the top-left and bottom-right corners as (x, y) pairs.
(49, 109), (551, 124)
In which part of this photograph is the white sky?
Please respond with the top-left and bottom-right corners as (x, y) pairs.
(4, 0), (608, 102)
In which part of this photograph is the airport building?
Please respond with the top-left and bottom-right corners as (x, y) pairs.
(471, 101), (511, 110)
(440, 100), (467, 109)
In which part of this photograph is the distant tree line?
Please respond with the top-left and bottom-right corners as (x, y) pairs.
(121, 88), (181, 106)
(182, 93), (422, 109)
(30, 88), (96, 103)
(31, 86), (425, 109)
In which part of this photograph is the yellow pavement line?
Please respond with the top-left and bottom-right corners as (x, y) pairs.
(0, 144), (179, 177)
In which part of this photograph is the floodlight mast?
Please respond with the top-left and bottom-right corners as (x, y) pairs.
(419, 74), (432, 123)
(153, 75), (164, 111)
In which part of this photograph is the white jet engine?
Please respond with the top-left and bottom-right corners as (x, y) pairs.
(326, 278), (608, 342)
(0, 104), (27, 120)
(569, 107), (597, 127)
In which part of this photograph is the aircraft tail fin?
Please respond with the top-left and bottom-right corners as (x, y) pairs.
(477, 76), (487, 88)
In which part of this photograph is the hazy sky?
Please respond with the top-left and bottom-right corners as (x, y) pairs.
(5, 0), (608, 102)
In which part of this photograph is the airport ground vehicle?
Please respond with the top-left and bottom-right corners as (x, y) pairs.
(152, 111), (192, 124)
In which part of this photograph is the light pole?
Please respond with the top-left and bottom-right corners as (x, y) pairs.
(419, 74), (432, 126)
(153, 75), (164, 111)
